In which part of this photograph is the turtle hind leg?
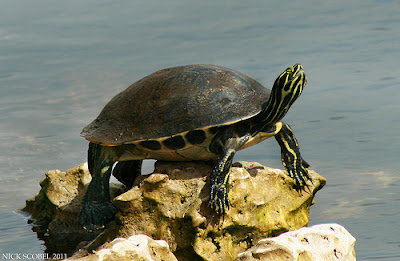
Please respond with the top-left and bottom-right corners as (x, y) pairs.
(112, 160), (142, 188)
(274, 122), (311, 188)
(79, 142), (117, 231)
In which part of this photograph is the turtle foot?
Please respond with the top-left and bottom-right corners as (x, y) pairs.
(209, 183), (230, 217)
(78, 200), (116, 232)
(286, 157), (311, 188)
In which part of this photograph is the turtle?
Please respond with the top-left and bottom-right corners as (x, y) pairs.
(78, 63), (310, 231)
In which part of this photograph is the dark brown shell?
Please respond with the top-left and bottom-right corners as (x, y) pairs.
(81, 64), (271, 145)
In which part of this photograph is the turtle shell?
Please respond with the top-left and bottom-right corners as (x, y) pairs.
(81, 64), (271, 145)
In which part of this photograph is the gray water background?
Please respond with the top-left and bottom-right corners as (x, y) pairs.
(1, 0), (399, 259)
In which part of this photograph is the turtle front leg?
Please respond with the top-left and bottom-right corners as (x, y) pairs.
(274, 122), (311, 187)
(210, 149), (235, 216)
(79, 142), (117, 231)
(210, 134), (251, 216)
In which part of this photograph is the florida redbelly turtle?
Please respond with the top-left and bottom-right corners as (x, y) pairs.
(79, 64), (310, 231)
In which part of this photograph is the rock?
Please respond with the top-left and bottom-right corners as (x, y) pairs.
(24, 163), (90, 226)
(89, 161), (326, 260)
(24, 161), (326, 260)
(67, 234), (177, 261)
(235, 223), (356, 261)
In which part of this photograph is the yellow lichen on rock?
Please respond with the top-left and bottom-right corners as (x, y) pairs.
(191, 161), (325, 260)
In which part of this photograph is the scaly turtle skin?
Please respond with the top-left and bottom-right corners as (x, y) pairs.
(79, 64), (310, 231)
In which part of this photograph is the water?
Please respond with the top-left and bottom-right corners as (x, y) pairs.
(1, 0), (399, 259)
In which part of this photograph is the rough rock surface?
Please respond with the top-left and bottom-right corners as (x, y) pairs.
(23, 163), (126, 254)
(75, 161), (325, 260)
(68, 234), (177, 261)
(24, 163), (91, 226)
(235, 223), (356, 261)
(24, 161), (326, 260)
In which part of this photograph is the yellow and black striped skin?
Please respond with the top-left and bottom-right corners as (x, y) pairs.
(255, 63), (306, 126)
(274, 123), (310, 186)
(208, 64), (309, 215)
(79, 64), (310, 230)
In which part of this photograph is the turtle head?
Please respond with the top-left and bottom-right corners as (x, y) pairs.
(274, 63), (306, 94)
(261, 64), (307, 125)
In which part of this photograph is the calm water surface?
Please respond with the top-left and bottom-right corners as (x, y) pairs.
(1, 0), (400, 259)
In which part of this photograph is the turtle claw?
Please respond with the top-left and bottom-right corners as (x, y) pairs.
(209, 183), (230, 217)
(79, 200), (116, 232)
(286, 158), (311, 190)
